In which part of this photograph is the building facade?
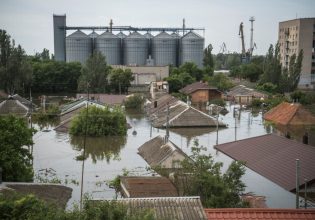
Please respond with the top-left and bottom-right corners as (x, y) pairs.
(278, 18), (315, 89)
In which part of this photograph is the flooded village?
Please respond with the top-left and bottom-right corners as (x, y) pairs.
(1, 2), (315, 219)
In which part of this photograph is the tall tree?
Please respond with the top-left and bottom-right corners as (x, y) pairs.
(279, 49), (303, 92)
(203, 44), (214, 69)
(0, 30), (32, 94)
(0, 115), (35, 181)
(78, 52), (111, 93)
(109, 68), (134, 94)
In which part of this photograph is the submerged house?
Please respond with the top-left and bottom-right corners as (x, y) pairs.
(215, 134), (315, 194)
(138, 135), (188, 169)
(54, 98), (105, 132)
(76, 94), (126, 106)
(264, 102), (315, 145)
(148, 94), (226, 128)
(227, 85), (267, 105)
(0, 97), (30, 117)
(179, 82), (222, 109)
(120, 176), (178, 198)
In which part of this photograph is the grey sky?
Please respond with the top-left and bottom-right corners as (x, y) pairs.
(0, 0), (314, 55)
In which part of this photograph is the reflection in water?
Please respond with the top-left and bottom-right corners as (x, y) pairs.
(32, 116), (60, 131)
(170, 127), (218, 147)
(70, 136), (127, 163)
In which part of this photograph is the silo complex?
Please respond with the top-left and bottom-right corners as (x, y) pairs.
(89, 31), (98, 54)
(180, 31), (204, 68)
(95, 32), (121, 65)
(66, 30), (92, 64)
(123, 32), (148, 66)
(152, 32), (177, 66)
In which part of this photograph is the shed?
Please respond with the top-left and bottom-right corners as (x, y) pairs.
(227, 85), (267, 105)
(120, 176), (178, 198)
(138, 135), (188, 169)
(215, 134), (315, 192)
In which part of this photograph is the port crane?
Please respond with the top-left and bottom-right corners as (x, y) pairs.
(239, 22), (249, 63)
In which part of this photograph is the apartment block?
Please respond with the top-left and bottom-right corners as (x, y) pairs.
(278, 18), (315, 89)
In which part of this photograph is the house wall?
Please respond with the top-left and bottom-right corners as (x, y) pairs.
(209, 90), (222, 100)
(191, 90), (209, 103)
(235, 95), (253, 105)
(160, 151), (186, 169)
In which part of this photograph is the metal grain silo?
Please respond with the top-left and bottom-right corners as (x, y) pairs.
(152, 31), (177, 66)
(66, 30), (92, 64)
(89, 31), (98, 54)
(180, 31), (204, 68)
(117, 32), (126, 64)
(171, 32), (180, 66)
(95, 31), (121, 65)
(123, 32), (148, 66)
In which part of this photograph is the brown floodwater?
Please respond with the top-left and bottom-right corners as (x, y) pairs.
(32, 102), (311, 208)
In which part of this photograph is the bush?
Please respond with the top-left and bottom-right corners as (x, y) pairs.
(70, 105), (127, 136)
(124, 94), (144, 109)
(256, 82), (277, 94)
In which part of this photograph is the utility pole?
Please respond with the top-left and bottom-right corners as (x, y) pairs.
(80, 82), (90, 211)
(304, 178), (307, 209)
(296, 159), (300, 209)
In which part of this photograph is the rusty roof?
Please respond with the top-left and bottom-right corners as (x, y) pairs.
(138, 135), (188, 168)
(264, 102), (315, 126)
(120, 176), (178, 198)
(118, 196), (207, 220)
(204, 208), (315, 220)
(215, 134), (315, 192)
(179, 82), (219, 95)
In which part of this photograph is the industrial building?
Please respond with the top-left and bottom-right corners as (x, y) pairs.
(53, 15), (205, 67)
(278, 18), (315, 89)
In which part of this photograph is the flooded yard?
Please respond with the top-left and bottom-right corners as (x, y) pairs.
(32, 103), (297, 208)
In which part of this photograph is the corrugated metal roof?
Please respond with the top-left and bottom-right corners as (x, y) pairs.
(138, 135), (188, 168)
(264, 102), (315, 126)
(205, 208), (315, 220)
(215, 134), (315, 192)
(120, 176), (178, 198)
(67, 30), (88, 38)
(118, 196), (207, 220)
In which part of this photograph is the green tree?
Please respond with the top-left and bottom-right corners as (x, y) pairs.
(109, 68), (134, 94)
(78, 52), (111, 93)
(279, 49), (303, 93)
(124, 94), (144, 109)
(179, 62), (203, 81)
(203, 44), (214, 73)
(0, 30), (33, 95)
(260, 44), (282, 85)
(70, 105), (127, 136)
(225, 53), (242, 69)
(174, 140), (247, 208)
(239, 63), (263, 82)
(165, 71), (195, 93)
(31, 60), (81, 93)
(208, 73), (234, 91)
(0, 115), (35, 181)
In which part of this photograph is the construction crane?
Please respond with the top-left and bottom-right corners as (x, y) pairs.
(219, 42), (227, 54)
(239, 22), (248, 63)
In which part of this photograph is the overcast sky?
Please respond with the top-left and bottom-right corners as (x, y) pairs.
(1, 0), (314, 55)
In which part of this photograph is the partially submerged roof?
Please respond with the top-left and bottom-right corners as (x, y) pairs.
(264, 102), (315, 126)
(1, 182), (72, 209)
(76, 93), (126, 106)
(149, 95), (225, 128)
(227, 85), (267, 98)
(118, 196), (207, 220)
(215, 134), (315, 192)
(0, 99), (29, 116)
(179, 81), (219, 95)
(138, 135), (188, 168)
(205, 208), (315, 220)
(120, 176), (178, 198)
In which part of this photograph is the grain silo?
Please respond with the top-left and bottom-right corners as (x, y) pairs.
(152, 31), (177, 66)
(66, 30), (92, 64)
(171, 32), (180, 66)
(123, 32), (148, 66)
(89, 31), (98, 54)
(117, 32), (126, 64)
(180, 31), (204, 68)
(95, 31), (121, 65)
